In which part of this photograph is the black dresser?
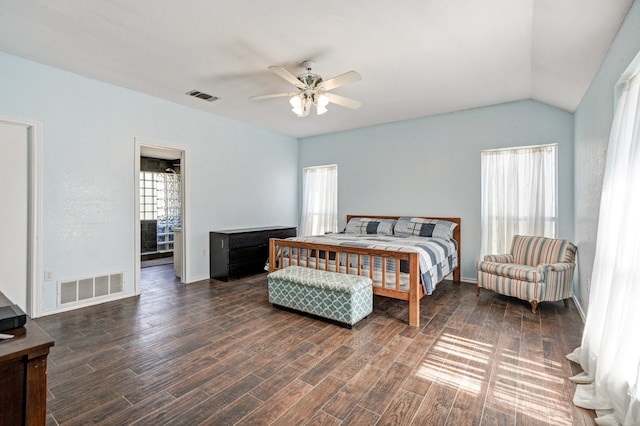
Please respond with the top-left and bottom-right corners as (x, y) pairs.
(209, 226), (297, 281)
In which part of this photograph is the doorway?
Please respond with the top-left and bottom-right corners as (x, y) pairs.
(135, 142), (185, 294)
(0, 115), (41, 316)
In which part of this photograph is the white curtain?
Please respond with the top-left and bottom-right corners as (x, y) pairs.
(480, 144), (557, 258)
(567, 51), (640, 425)
(300, 165), (337, 236)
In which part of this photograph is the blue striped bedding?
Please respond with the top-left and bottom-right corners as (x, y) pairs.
(280, 234), (458, 295)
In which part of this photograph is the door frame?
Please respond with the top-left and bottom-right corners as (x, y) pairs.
(134, 138), (187, 294)
(0, 114), (43, 317)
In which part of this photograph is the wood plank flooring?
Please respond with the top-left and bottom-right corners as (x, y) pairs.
(36, 265), (595, 425)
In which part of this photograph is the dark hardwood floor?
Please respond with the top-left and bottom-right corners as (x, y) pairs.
(36, 265), (595, 425)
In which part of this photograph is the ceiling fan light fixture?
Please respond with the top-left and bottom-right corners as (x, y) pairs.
(290, 94), (311, 117)
(315, 93), (329, 115)
(252, 61), (361, 117)
(289, 95), (302, 108)
(316, 94), (329, 115)
(316, 94), (329, 108)
(300, 97), (312, 117)
(292, 105), (304, 116)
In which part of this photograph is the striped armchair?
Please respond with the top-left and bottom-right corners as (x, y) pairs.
(476, 235), (577, 313)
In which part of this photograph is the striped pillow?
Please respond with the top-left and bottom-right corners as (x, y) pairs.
(394, 217), (457, 240)
(345, 218), (396, 235)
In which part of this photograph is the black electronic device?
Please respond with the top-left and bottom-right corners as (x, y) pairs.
(0, 304), (27, 332)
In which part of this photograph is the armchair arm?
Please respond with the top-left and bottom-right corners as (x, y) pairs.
(537, 262), (575, 273)
(537, 262), (576, 302)
(483, 254), (514, 263)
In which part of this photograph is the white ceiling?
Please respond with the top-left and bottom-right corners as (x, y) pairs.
(0, 0), (633, 138)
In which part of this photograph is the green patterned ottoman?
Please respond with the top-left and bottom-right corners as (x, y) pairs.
(267, 266), (373, 326)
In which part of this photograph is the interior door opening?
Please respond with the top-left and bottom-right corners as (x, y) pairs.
(137, 144), (185, 291)
(140, 158), (181, 266)
(0, 115), (41, 317)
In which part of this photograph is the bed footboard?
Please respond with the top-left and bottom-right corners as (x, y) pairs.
(268, 238), (424, 326)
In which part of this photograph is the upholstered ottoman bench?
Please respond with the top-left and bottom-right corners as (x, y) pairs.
(267, 265), (373, 326)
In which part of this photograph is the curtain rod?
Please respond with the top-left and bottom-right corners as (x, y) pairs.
(303, 164), (337, 170)
(482, 142), (557, 153)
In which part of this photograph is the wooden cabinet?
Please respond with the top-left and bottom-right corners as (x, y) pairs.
(0, 293), (54, 426)
(210, 226), (296, 281)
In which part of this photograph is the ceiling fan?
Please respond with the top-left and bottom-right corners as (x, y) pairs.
(250, 60), (362, 117)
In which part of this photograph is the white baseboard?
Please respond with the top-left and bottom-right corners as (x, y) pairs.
(185, 275), (210, 284)
(445, 271), (476, 284)
(38, 291), (137, 317)
(572, 294), (586, 322)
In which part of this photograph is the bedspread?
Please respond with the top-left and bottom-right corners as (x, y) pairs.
(275, 233), (458, 295)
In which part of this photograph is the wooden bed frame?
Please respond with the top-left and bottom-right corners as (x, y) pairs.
(268, 215), (461, 327)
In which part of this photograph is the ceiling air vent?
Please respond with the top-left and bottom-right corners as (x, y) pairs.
(186, 90), (219, 102)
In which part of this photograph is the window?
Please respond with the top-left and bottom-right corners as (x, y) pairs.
(139, 171), (181, 251)
(140, 172), (157, 221)
(480, 144), (557, 257)
(300, 165), (337, 236)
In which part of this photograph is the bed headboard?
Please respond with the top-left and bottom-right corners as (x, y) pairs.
(346, 214), (462, 279)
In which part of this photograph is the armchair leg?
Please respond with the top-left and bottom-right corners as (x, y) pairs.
(563, 298), (569, 307)
(476, 284), (480, 296)
(530, 300), (538, 313)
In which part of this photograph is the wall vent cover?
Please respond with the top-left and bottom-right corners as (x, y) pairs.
(58, 272), (124, 306)
(186, 90), (219, 102)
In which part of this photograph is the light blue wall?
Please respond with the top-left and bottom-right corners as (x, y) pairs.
(299, 99), (575, 281)
(0, 51), (298, 314)
(574, 1), (640, 313)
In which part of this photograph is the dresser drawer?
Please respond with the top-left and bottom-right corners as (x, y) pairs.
(268, 228), (297, 240)
(228, 260), (267, 278)
(228, 231), (266, 249)
(229, 244), (268, 264)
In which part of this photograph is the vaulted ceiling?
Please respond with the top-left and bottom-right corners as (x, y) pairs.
(0, 1), (633, 138)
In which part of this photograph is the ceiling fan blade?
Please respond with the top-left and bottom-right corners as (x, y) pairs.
(318, 71), (362, 91)
(250, 92), (297, 101)
(324, 93), (362, 109)
(268, 66), (305, 89)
